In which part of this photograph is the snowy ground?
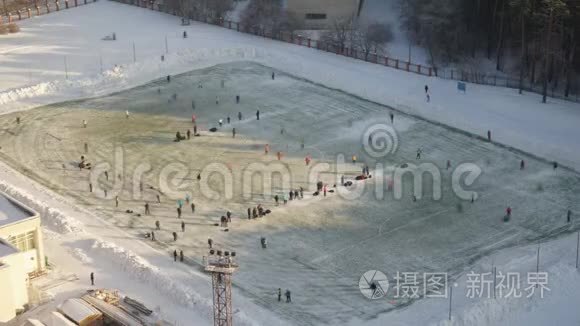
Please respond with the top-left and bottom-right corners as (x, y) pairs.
(0, 1), (580, 325)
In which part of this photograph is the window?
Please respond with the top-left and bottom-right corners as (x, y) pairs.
(8, 231), (36, 251)
(305, 13), (327, 20)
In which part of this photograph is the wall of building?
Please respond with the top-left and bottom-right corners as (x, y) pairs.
(0, 254), (29, 322)
(286, 0), (361, 29)
(0, 218), (45, 272)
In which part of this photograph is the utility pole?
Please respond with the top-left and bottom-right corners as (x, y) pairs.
(64, 56), (68, 79)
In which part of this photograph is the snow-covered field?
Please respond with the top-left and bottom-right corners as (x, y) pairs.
(1, 1), (580, 326)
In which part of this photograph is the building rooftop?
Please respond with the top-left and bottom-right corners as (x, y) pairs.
(0, 192), (35, 228)
(0, 238), (18, 258)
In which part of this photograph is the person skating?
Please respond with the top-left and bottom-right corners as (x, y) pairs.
(105, 171), (109, 181)
(425, 85), (429, 93)
(232, 128), (236, 138)
(487, 130), (492, 142)
(553, 162), (559, 170)
(155, 220), (160, 230)
(177, 207), (182, 219)
(173, 250), (178, 262)
(208, 238), (213, 249)
(256, 110), (260, 120)
(151, 231), (155, 241)
(265, 144), (270, 155)
(323, 185), (327, 197)
(341, 175), (345, 186)
(187, 129), (191, 140)
(416, 148), (422, 160)
(520, 160), (525, 170)
(300, 187), (304, 199)
(252, 207), (258, 219)
(226, 211), (232, 222)
(259, 236), (267, 248)
(227, 116), (230, 124)
(247, 207), (251, 220)
(185, 194), (191, 205)
(90, 272), (95, 286)
(219, 119), (223, 127)
(272, 72), (275, 80)
(278, 288), (282, 302)
(238, 112), (242, 120)
(180, 250), (184, 262)
(274, 194), (279, 205)
(193, 124), (198, 135)
(173, 232), (178, 241)
(305, 155), (311, 166)
(390, 113), (394, 124)
(446, 160), (451, 170)
(125, 110), (130, 119)
(568, 210), (572, 223)
(157, 194), (161, 204)
(115, 196), (119, 208)
(145, 202), (150, 215)
(289, 191), (294, 201)
(167, 75), (171, 82)
(285, 290), (291, 303)
(294, 190), (299, 199)
(236, 95), (240, 104)
(282, 194), (288, 205)
(181, 221), (185, 232)
(505, 207), (512, 221)
(216, 96), (220, 105)
(191, 202), (195, 213)
(89, 182), (93, 192)
(352, 155), (357, 164)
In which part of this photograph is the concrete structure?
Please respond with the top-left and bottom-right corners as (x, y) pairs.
(285, 0), (363, 29)
(0, 192), (44, 323)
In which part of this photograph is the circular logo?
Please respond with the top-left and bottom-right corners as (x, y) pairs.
(359, 270), (389, 300)
(362, 124), (399, 158)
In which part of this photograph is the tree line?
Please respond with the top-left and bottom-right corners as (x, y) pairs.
(399, 0), (580, 100)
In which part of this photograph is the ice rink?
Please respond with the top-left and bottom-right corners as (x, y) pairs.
(0, 62), (579, 325)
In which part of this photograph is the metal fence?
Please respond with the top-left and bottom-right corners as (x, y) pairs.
(436, 68), (580, 103)
(0, 0), (97, 24)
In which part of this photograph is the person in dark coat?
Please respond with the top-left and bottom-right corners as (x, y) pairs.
(173, 250), (178, 262)
(285, 290), (291, 303)
(173, 232), (178, 241)
(256, 110), (260, 120)
(568, 210), (572, 223)
(247, 208), (251, 219)
(145, 202), (150, 215)
(155, 220), (160, 230)
(191, 202), (195, 213)
(177, 207), (182, 218)
(278, 288), (282, 302)
(90, 272), (94, 286)
(238, 112), (242, 120)
(208, 238), (213, 249)
(181, 221), (185, 232)
(180, 250), (184, 262)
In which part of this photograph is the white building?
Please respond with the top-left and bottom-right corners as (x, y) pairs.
(285, 0), (363, 29)
(0, 192), (45, 323)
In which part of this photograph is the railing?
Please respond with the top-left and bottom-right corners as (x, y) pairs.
(0, 0), (97, 25)
(436, 68), (580, 103)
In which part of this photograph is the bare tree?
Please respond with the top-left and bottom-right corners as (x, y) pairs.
(353, 22), (394, 61)
(320, 16), (357, 53)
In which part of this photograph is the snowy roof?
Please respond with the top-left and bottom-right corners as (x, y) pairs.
(0, 238), (18, 258)
(57, 298), (102, 324)
(0, 192), (36, 228)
